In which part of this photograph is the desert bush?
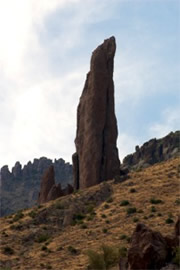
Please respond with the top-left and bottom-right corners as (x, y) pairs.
(81, 223), (88, 229)
(150, 198), (163, 204)
(86, 249), (105, 269)
(157, 213), (162, 217)
(102, 228), (108, 233)
(129, 188), (136, 193)
(28, 210), (37, 218)
(36, 233), (49, 243)
(41, 245), (48, 251)
(86, 244), (120, 270)
(101, 214), (107, 218)
(175, 199), (180, 205)
(151, 206), (156, 213)
(173, 247), (180, 266)
(165, 217), (174, 224)
(118, 246), (127, 258)
(120, 234), (127, 240)
(106, 197), (113, 203)
(133, 217), (139, 223)
(120, 200), (129, 206)
(106, 220), (110, 224)
(126, 207), (136, 215)
(13, 211), (24, 222)
(104, 204), (110, 209)
(3, 246), (14, 255)
(67, 245), (77, 254)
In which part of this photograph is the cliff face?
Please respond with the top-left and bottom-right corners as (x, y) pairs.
(0, 157), (73, 216)
(73, 36), (120, 189)
(123, 131), (180, 170)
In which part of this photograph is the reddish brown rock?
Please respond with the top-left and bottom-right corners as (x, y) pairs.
(73, 36), (120, 189)
(175, 215), (180, 237)
(38, 166), (62, 204)
(128, 223), (168, 270)
(47, 183), (63, 202)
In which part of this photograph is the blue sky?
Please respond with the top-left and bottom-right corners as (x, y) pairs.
(0, 0), (179, 169)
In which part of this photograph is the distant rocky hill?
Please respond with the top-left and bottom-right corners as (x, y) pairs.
(123, 131), (179, 170)
(0, 157), (73, 217)
(0, 131), (179, 217)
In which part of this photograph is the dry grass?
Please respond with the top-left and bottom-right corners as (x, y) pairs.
(0, 158), (179, 270)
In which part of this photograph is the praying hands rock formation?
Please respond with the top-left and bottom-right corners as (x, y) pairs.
(73, 36), (120, 189)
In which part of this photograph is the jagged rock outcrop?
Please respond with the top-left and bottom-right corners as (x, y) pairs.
(73, 36), (120, 189)
(124, 217), (180, 270)
(0, 157), (73, 216)
(38, 166), (74, 204)
(123, 131), (180, 170)
(38, 166), (61, 204)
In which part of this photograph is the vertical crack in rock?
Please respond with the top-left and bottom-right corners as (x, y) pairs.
(73, 36), (120, 189)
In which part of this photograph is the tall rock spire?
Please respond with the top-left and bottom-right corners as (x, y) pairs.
(73, 36), (120, 189)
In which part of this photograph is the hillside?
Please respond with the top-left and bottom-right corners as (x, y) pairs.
(0, 157), (179, 270)
(0, 157), (73, 217)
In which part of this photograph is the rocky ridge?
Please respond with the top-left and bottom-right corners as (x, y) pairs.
(0, 157), (73, 216)
(123, 131), (180, 170)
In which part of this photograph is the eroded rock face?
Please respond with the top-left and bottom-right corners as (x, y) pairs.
(123, 131), (180, 170)
(38, 166), (57, 204)
(128, 223), (168, 270)
(73, 36), (120, 189)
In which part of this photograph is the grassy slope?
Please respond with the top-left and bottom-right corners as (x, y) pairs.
(0, 158), (179, 270)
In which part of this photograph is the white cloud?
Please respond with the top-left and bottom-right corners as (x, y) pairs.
(149, 106), (180, 139)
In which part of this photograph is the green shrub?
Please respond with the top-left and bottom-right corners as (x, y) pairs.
(101, 214), (107, 219)
(86, 250), (105, 269)
(67, 246), (77, 254)
(106, 197), (113, 203)
(157, 213), (162, 217)
(126, 207), (136, 215)
(143, 216), (148, 220)
(151, 206), (156, 213)
(150, 198), (163, 204)
(73, 213), (85, 220)
(120, 200), (129, 206)
(130, 188), (136, 193)
(13, 211), (24, 222)
(165, 218), (174, 224)
(28, 210), (37, 218)
(106, 220), (110, 224)
(3, 246), (14, 255)
(81, 224), (88, 229)
(137, 209), (143, 213)
(102, 228), (108, 234)
(104, 204), (110, 209)
(173, 247), (180, 266)
(86, 204), (95, 214)
(86, 244), (120, 270)
(36, 234), (49, 243)
(120, 234), (127, 240)
(101, 244), (119, 268)
(118, 247), (127, 258)
(175, 199), (180, 205)
(133, 217), (139, 223)
(41, 245), (48, 251)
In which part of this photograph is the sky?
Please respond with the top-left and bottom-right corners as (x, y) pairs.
(0, 0), (179, 170)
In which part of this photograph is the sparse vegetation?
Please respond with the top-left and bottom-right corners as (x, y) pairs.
(102, 228), (108, 233)
(165, 217), (174, 224)
(130, 188), (136, 193)
(12, 211), (24, 222)
(86, 244), (120, 270)
(101, 214), (107, 218)
(54, 202), (65, 209)
(173, 247), (180, 266)
(120, 200), (130, 206)
(28, 210), (37, 218)
(3, 246), (14, 255)
(151, 206), (156, 212)
(126, 207), (136, 215)
(67, 245), (78, 254)
(175, 199), (180, 205)
(133, 217), (139, 223)
(36, 233), (49, 243)
(104, 203), (110, 209)
(120, 234), (127, 240)
(106, 197), (113, 203)
(150, 198), (163, 204)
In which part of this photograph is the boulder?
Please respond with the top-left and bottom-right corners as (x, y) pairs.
(73, 36), (120, 189)
(128, 223), (168, 270)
